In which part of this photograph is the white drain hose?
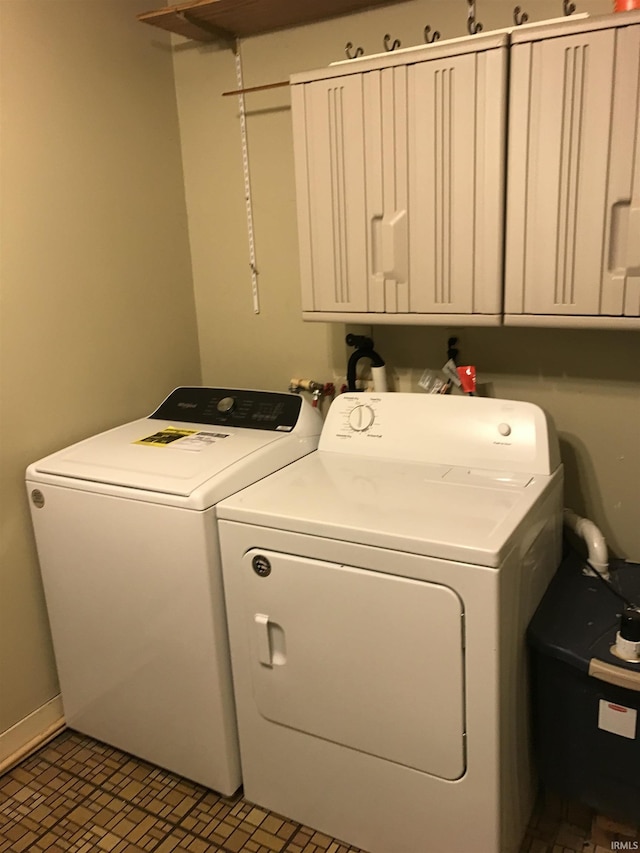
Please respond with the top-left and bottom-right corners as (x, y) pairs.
(563, 508), (609, 580)
(371, 365), (388, 393)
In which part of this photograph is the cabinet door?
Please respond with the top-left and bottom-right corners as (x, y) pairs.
(408, 50), (505, 315)
(292, 71), (395, 315)
(292, 40), (507, 322)
(505, 25), (640, 319)
(607, 24), (640, 318)
(292, 77), (369, 313)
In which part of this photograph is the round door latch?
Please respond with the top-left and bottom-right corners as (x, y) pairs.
(252, 555), (271, 577)
(31, 489), (45, 509)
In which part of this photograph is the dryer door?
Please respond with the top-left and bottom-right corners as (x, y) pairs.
(241, 548), (466, 780)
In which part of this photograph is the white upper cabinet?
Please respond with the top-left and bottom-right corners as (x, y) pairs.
(291, 34), (509, 325)
(292, 11), (640, 328)
(505, 13), (640, 328)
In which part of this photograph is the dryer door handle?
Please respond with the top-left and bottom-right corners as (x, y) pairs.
(254, 613), (273, 667)
(254, 613), (287, 667)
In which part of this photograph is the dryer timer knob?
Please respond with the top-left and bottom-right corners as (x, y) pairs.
(217, 396), (236, 414)
(348, 404), (375, 432)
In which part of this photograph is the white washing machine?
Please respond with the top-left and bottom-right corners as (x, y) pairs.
(26, 387), (322, 795)
(217, 392), (564, 852)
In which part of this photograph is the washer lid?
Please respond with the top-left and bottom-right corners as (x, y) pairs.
(217, 451), (559, 567)
(32, 417), (285, 498)
(27, 388), (323, 507)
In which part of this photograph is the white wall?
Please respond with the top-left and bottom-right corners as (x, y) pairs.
(0, 0), (200, 754)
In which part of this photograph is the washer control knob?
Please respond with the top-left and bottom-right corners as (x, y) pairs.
(348, 404), (375, 432)
(498, 423), (512, 437)
(217, 396), (236, 414)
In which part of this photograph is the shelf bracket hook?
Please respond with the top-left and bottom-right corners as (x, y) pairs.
(383, 33), (401, 51)
(467, 0), (483, 34)
(424, 25), (441, 44)
(513, 6), (529, 25)
(345, 41), (364, 59)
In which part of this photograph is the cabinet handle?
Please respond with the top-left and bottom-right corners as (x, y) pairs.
(627, 205), (640, 272)
(369, 215), (385, 308)
(381, 210), (408, 282)
(608, 200), (631, 272)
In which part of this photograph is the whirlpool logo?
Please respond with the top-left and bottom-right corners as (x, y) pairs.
(177, 402), (197, 409)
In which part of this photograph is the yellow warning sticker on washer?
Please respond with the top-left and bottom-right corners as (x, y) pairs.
(134, 427), (198, 447)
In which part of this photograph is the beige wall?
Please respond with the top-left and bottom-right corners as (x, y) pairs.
(0, 1), (200, 741)
(174, 0), (640, 560)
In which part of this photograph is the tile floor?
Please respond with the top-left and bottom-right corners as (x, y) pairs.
(0, 729), (638, 853)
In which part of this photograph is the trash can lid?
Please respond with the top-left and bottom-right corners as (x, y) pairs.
(528, 547), (640, 674)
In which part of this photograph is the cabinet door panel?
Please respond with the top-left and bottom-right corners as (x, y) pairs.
(362, 68), (411, 314)
(381, 66), (409, 313)
(408, 56), (475, 314)
(292, 78), (369, 312)
(506, 30), (617, 316)
(363, 71), (385, 312)
(473, 48), (507, 314)
(605, 24), (640, 318)
(408, 51), (505, 315)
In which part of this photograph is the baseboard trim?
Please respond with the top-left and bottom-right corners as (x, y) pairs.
(0, 696), (65, 775)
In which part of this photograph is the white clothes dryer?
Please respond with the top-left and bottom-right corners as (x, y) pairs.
(217, 392), (563, 852)
(26, 387), (322, 796)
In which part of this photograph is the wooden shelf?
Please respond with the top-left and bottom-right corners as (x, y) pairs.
(137, 0), (411, 45)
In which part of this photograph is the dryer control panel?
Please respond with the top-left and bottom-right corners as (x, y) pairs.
(319, 393), (560, 476)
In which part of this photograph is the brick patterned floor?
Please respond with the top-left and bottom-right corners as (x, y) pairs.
(1, 729), (638, 852)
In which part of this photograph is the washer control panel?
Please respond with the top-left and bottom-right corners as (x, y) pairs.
(150, 388), (303, 432)
(319, 393), (559, 476)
